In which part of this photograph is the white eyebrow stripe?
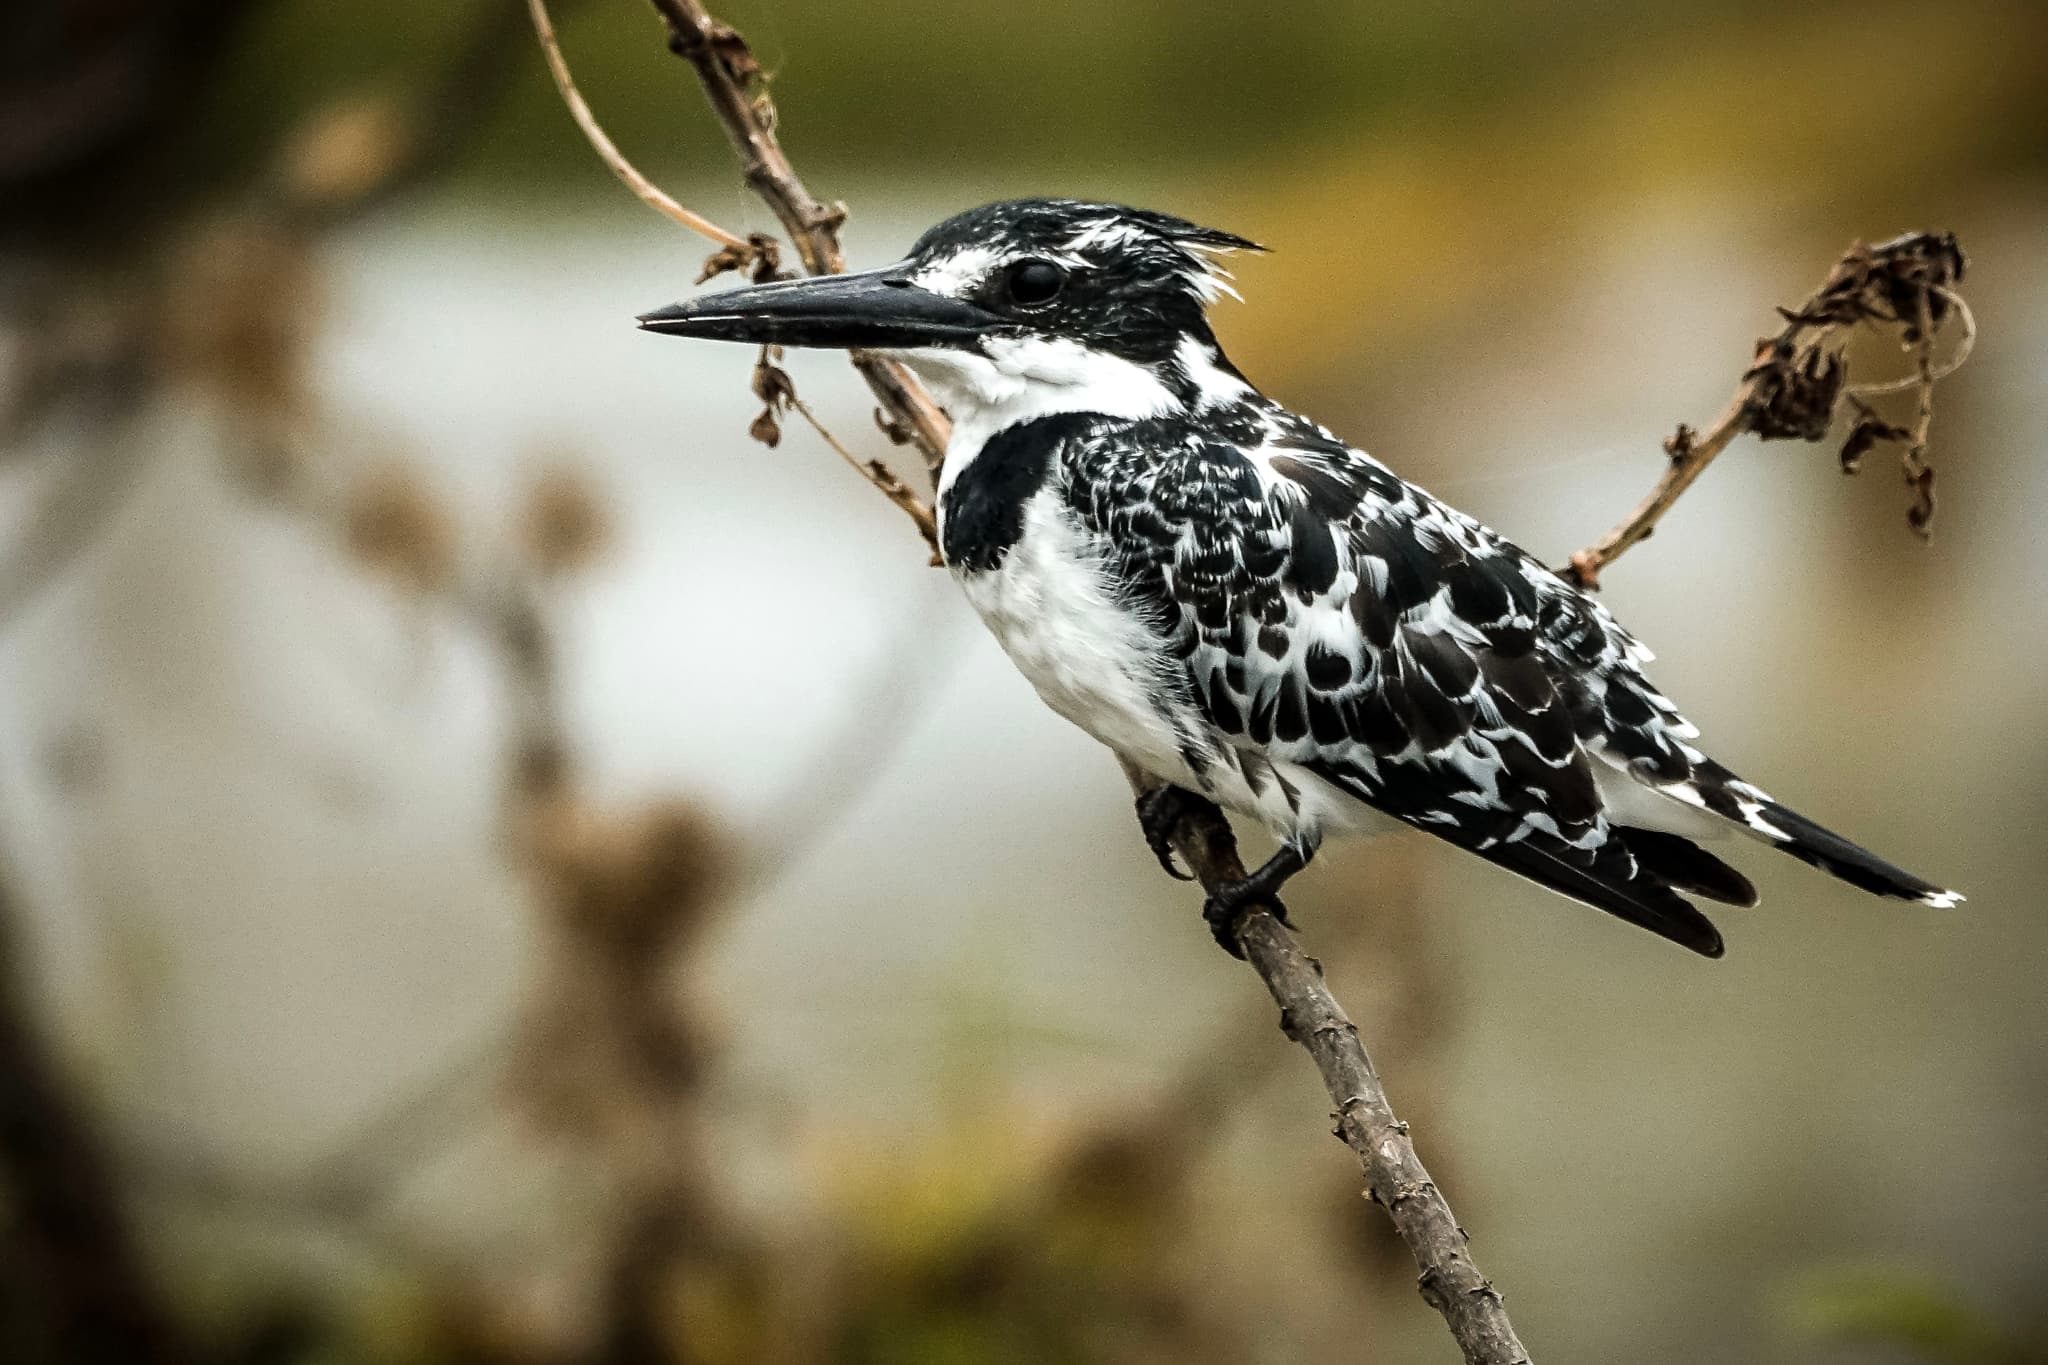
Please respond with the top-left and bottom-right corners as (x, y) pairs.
(910, 245), (1003, 297)
(910, 244), (1090, 298)
(1065, 219), (1150, 251)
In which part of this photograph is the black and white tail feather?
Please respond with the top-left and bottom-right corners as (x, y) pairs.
(638, 197), (1963, 956)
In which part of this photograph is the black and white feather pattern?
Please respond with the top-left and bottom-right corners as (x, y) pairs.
(1028, 398), (1959, 955)
(644, 196), (1958, 951)
(868, 197), (1964, 956)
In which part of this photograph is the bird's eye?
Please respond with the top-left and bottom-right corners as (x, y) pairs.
(1004, 259), (1067, 308)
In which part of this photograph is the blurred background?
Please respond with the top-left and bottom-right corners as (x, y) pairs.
(1, 1), (2043, 1362)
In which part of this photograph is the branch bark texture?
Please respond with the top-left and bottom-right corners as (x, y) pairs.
(1125, 761), (1530, 1364)
(648, 0), (951, 477)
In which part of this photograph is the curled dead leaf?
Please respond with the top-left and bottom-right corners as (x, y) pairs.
(1746, 343), (1844, 443)
(1903, 453), (1937, 539)
(1837, 398), (1911, 474)
(750, 353), (795, 409)
(746, 233), (790, 283)
(873, 407), (914, 446)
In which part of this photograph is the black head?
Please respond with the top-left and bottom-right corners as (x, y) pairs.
(889, 198), (1263, 364)
(637, 198), (1262, 369)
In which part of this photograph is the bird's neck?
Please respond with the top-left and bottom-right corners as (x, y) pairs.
(895, 330), (1256, 497)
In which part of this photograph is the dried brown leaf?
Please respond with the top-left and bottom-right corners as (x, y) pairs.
(695, 242), (751, 284)
(750, 352), (795, 409)
(1903, 453), (1937, 538)
(746, 233), (791, 283)
(873, 407), (914, 446)
(1747, 343), (1845, 443)
(1836, 398), (1912, 474)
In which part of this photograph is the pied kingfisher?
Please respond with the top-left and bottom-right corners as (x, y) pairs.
(639, 198), (1960, 956)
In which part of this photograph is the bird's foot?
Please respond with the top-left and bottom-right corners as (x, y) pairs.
(1201, 881), (1290, 958)
(1200, 840), (1312, 958)
(1133, 785), (1200, 881)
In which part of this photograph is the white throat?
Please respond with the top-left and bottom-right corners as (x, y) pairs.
(888, 336), (1179, 495)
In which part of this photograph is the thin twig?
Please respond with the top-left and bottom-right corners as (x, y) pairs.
(1900, 290), (1941, 538)
(1561, 233), (1970, 589)
(534, 0), (947, 537)
(1844, 289), (1974, 396)
(646, 0), (952, 477)
(787, 393), (941, 562)
(1123, 762), (1532, 1365)
(527, 0), (750, 248)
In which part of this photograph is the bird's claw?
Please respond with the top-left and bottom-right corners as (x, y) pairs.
(1134, 786), (1196, 881)
(1200, 880), (1293, 958)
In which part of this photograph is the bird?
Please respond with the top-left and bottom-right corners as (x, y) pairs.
(637, 198), (1960, 957)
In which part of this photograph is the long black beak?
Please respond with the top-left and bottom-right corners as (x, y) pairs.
(637, 267), (998, 349)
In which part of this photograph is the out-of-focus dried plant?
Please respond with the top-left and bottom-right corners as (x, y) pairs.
(343, 463), (462, 597)
(277, 93), (419, 211)
(514, 796), (729, 1137)
(520, 460), (615, 578)
(159, 218), (323, 413)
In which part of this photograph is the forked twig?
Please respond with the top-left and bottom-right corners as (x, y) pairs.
(1561, 233), (1971, 588)
(527, 0), (750, 249)
(788, 393), (942, 562)
(529, 0), (945, 544)
(646, 0), (953, 474)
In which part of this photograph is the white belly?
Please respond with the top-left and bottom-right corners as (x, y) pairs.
(950, 490), (1373, 846)
(954, 491), (1191, 780)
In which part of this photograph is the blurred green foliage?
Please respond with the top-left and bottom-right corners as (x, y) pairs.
(185, 0), (2048, 199)
(1778, 1263), (2042, 1365)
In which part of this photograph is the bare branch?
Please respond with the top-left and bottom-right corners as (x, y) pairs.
(527, 0), (750, 249)
(1123, 762), (1532, 1365)
(281, 0), (540, 227)
(646, 0), (952, 477)
(787, 392), (942, 563)
(1561, 232), (1971, 589)
(1899, 288), (1942, 538)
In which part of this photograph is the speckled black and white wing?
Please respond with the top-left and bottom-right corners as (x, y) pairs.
(1061, 405), (1957, 955)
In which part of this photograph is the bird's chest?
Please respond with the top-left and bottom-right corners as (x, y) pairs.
(948, 487), (1185, 771)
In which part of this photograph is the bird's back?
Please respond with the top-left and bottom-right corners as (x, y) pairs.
(996, 395), (1957, 952)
